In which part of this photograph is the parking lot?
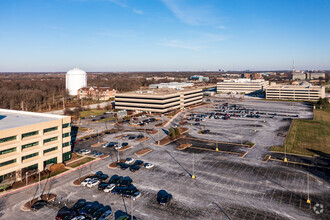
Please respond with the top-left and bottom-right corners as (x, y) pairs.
(0, 98), (328, 219)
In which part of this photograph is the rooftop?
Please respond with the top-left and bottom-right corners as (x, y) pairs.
(266, 85), (323, 89)
(116, 87), (202, 97)
(0, 109), (67, 131)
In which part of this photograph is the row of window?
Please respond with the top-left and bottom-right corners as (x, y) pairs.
(44, 147), (58, 154)
(44, 137), (58, 144)
(63, 132), (71, 138)
(0, 147), (17, 155)
(22, 152), (39, 161)
(1, 123), (70, 144)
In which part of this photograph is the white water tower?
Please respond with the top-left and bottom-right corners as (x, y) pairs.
(66, 68), (87, 96)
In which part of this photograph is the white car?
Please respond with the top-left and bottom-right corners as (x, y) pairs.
(144, 163), (154, 169)
(131, 191), (141, 200)
(91, 115), (96, 118)
(103, 184), (116, 193)
(125, 158), (134, 164)
(99, 210), (112, 220)
(115, 145), (122, 150)
(87, 179), (100, 188)
(72, 215), (86, 220)
(81, 178), (92, 187)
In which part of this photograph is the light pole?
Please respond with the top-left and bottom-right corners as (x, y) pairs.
(192, 153), (195, 179)
(307, 172), (311, 204)
(26, 172), (28, 186)
(38, 169), (41, 197)
(284, 144), (287, 162)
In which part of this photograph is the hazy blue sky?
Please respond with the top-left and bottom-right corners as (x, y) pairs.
(1, 0), (329, 72)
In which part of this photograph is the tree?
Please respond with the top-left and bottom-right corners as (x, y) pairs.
(169, 127), (176, 139)
(174, 127), (181, 136)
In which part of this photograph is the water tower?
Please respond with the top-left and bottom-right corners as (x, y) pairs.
(66, 68), (87, 96)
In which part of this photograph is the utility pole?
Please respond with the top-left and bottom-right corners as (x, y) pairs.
(38, 170), (41, 197)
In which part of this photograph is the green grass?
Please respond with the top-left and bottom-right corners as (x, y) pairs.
(98, 117), (116, 122)
(271, 105), (330, 157)
(80, 109), (106, 118)
(0, 184), (10, 191)
(70, 157), (95, 168)
(245, 142), (255, 147)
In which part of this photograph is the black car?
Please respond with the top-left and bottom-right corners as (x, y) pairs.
(157, 190), (172, 206)
(128, 136), (135, 140)
(116, 162), (126, 168)
(137, 134), (144, 139)
(86, 204), (104, 218)
(30, 200), (47, 211)
(122, 185), (138, 198)
(129, 165), (140, 172)
(112, 186), (125, 195)
(91, 205), (111, 220)
(98, 182), (109, 190)
(71, 199), (87, 212)
(121, 142), (128, 147)
(121, 176), (133, 186)
(133, 160), (144, 166)
(120, 164), (130, 170)
(78, 202), (94, 215)
(108, 175), (120, 184)
(56, 207), (71, 220)
(116, 176), (126, 186)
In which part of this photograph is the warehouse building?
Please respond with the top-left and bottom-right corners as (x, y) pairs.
(0, 109), (71, 182)
(265, 85), (325, 101)
(115, 88), (203, 113)
(217, 79), (269, 94)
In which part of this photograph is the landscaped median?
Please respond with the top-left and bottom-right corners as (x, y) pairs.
(176, 143), (192, 150)
(134, 148), (152, 156)
(21, 194), (57, 211)
(67, 157), (95, 168)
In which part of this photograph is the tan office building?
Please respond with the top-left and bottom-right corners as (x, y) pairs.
(0, 109), (71, 181)
(265, 85), (325, 101)
(217, 79), (269, 94)
(115, 88), (203, 113)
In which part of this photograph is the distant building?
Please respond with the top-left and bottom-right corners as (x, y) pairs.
(265, 85), (325, 101)
(252, 73), (263, 79)
(146, 76), (175, 81)
(78, 87), (116, 100)
(308, 72), (325, 80)
(149, 82), (194, 89)
(217, 79), (269, 94)
(0, 109), (71, 182)
(291, 73), (306, 80)
(66, 68), (87, 96)
(190, 75), (210, 82)
(115, 87), (203, 113)
(241, 73), (251, 78)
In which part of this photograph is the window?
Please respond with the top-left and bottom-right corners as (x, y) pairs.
(0, 135), (16, 143)
(44, 147), (58, 154)
(63, 152), (71, 162)
(0, 147), (16, 155)
(62, 123), (71, 128)
(43, 137), (58, 144)
(22, 131), (39, 139)
(44, 157), (57, 167)
(0, 159), (16, 167)
(62, 132), (71, 138)
(24, 164), (38, 171)
(22, 152), (39, 161)
(22, 141), (39, 150)
(62, 142), (71, 147)
(43, 126), (58, 134)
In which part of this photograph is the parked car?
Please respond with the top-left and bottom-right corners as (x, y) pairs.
(108, 175), (120, 184)
(157, 190), (172, 206)
(128, 136), (135, 140)
(103, 183), (116, 193)
(71, 199), (87, 212)
(71, 215), (86, 220)
(56, 207), (71, 220)
(98, 182), (109, 190)
(99, 210), (113, 220)
(78, 202), (94, 215)
(121, 142), (128, 147)
(125, 158), (134, 164)
(31, 200), (47, 211)
(133, 160), (143, 166)
(129, 165), (140, 172)
(120, 163), (130, 170)
(131, 191), (141, 200)
(92, 205), (111, 220)
(85, 204), (104, 218)
(120, 176), (133, 187)
(144, 163), (154, 169)
(87, 179), (100, 188)
(81, 178), (92, 187)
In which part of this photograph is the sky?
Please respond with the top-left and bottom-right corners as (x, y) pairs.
(0, 0), (329, 72)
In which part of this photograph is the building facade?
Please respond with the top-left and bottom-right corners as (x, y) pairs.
(308, 73), (325, 80)
(0, 109), (71, 182)
(78, 86), (116, 100)
(265, 85), (325, 101)
(190, 75), (210, 82)
(217, 79), (269, 94)
(149, 82), (194, 89)
(115, 88), (203, 113)
(291, 73), (306, 80)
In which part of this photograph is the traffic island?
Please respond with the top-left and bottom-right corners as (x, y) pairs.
(136, 137), (149, 142)
(118, 145), (132, 151)
(91, 142), (106, 147)
(108, 159), (126, 169)
(239, 151), (247, 158)
(134, 148), (152, 156)
(21, 194), (57, 211)
(245, 142), (255, 149)
(114, 135), (124, 139)
(176, 143), (192, 150)
(263, 154), (271, 162)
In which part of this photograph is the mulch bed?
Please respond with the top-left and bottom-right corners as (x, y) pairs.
(114, 135), (124, 139)
(73, 174), (94, 186)
(239, 151), (247, 158)
(109, 159), (126, 169)
(148, 130), (158, 134)
(176, 143), (192, 150)
(91, 142), (106, 147)
(155, 121), (168, 127)
(118, 145), (132, 151)
(136, 137), (149, 142)
(21, 194), (57, 211)
(157, 135), (186, 146)
(263, 155), (271, 162)
(134, 148), (152, 156)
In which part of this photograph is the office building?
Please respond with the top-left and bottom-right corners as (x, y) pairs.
(115, 88), (203, 113)
(190, 75), (210, 82)
(0, 109), (71, 181)
(291, 73), (306, 80)
(217, 79), (269, 94)
(265, 85), (325, 101)
(308, 73), (325, 80)
(149, 82), (194, 89)
(78, 86), (117, 100)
